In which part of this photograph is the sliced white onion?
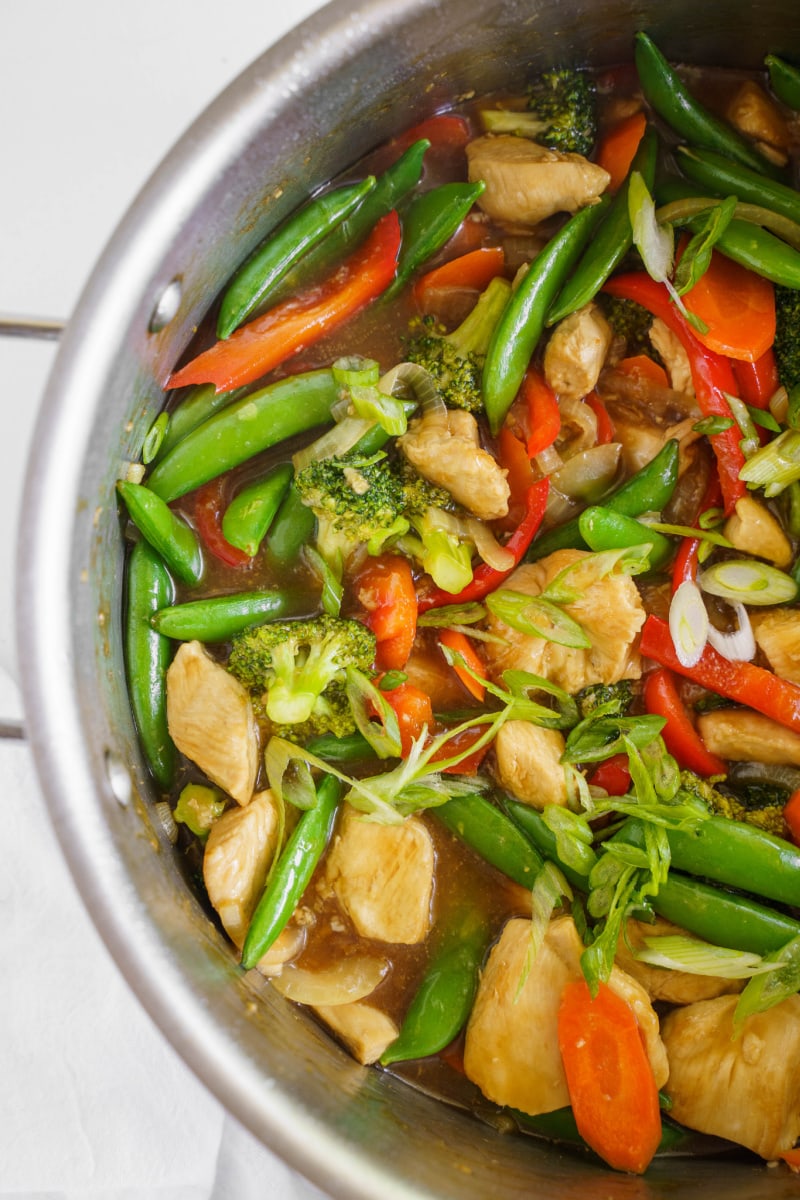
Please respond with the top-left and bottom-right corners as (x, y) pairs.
(292, 415), (376, 471)
(550, 442), (622, 502)
(466, 517), (515, 572)
(270, 954), (388, 1006)
(379, 361), (444, 417)
(706, 601), (756, 662)
(154, 800), (178, 844)
(668, 580), (709, 668)
(534, 444), (565, 475)
(556, 396), (598, 456)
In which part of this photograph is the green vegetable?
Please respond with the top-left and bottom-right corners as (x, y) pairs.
(241, 774), (342, 969)
(578, 506), (675, 572)
(384, 181), (486, 301)
(597, 293), (657, 358)
(734, 934), (800, 1027)
(266, 479), (317, 567)
(227, 614), (376, 735)
(221, 462), (293, 557)
(576, 680), (634, 720)
(652, 871), (800, 957)
(698, 558), (799, 605)
(173, 783), (226, 840)
(124, 539), (176, 790)
(676, 144), (800, 226)
(146, 369), (340, 502)
(117, 480), (204, 586)
(151, 589), (296, 642)
(150, 384), (249, 465)
(406, 276), (512, 413)
(500, 797), (592, 891)
(380, 902), (491, 1065)
(634, 33), (785, 180)
(433, 792), (545, 888)
(483, 198), (609, 434)
(773, 284), (800, 393)
(766, 53), (800, 111)
(527, 439), (680, 560)
(524, 67), (597, 156)
(738, 428), (800, 498)
(217, 176), (377, 338)
(547, 125), (658, 325)
(304, 729), (377, 764)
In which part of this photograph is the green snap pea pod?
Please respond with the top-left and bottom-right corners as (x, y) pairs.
(547, 126), (659, 326)
(614, 815), (800, 909)
(241, 774), (342, 969)
(766, 54), (800, 111)
(578, 505), (674, 571)
(527, 438), (680, 562)
(379, 903), (491, 1065)
(124, 539), (176, 790)
(147, 369), (339, 503)
(383, 181), (486, 301)
(151, 589), (295, 641)
(117, 481), (204, 586)
(500, 797), (590, 891)
(653, 871), (800, 957)
(433, 792), (544, 889)
(217, 177), (377, 339)
(483, 198), (610, 435)
(304, 730), (376, 763)
(266, 480), (316, 567)
(634, 32), (785, 181)
(676, 144), (800, 226)
(221, 462), (293, 557)
(152, 384), (249, 465)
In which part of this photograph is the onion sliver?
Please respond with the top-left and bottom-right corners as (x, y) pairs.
(271, 955), (388, 1006)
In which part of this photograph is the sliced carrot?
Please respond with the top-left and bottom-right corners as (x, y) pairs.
(616, 354), (669, 388)
(558, 977), (662, 1174)
(354, 553), (418, 670)
(437, 628), (486, 701)
(413, 246), (506, 309)
(596, 110), (647, 192)
(682, 249), (776, 363)
(382, 680), (435, 755)
(781, 1147), (800, 1172)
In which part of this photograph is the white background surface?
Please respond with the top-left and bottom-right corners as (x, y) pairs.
(1, 3), (336, 1196)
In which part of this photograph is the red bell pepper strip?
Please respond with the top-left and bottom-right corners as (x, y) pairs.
(522, 367), (561, 457)
(670, 472), (722, 592)
(586, 753), (631, 796)
(431, 724), (491, 775)
(603, 273), (746, 515)
(640, 614), (800, 735)
(732, 348), (780, 409)
(437, 628), (486, 701)
(194, 478), (252, 568)
(643, 666), (726, 777)
(167, 211), (402, 393)
(382, 680), (435, 756)
(386, 113), (470, 157)
(353, 553), (418, 671)
(585, 390), (615, 444)
(557, 978), (662, 1175)
(496, 425), (536, 530)
(417, 477), (550, 612)
(413, 246), (505, 309)
(784, 789), (800, 847)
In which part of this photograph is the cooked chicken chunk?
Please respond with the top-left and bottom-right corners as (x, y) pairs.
(314, 1001), (400, 1065)
(543, 303), (613, 403)
(615, 917), (743, 1004)
(661, 993), (800, 1159)
(323, 805), (434, 944)
(752, 608), (800, 684)
(483, 551), (646, 692)
(466, 135), (610, 227)
(493, 720), (569, 809)
(649, 318), (694, 396)
(726, 80), (791, 166)
(166, 640), (259, 804)
(398, 408), (509, 521)
(697, 707), (800, 767)
(723, 494), (793, 568)
(203, 789), (281, 947)
(463, 916), (667, 1116)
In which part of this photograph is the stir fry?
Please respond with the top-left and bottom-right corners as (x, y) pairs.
(121, 33), (800, 1175)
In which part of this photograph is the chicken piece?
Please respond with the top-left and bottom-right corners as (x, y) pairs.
(615, 917), (743, 1004)
(752, 608), (800, 684)
(661, 993), (800, 1159)
(493, 720), (569, 809)
(483, 551), (646, 693)
(466, 135), (610, 228)
(726, 80), (791, 167)
(314, 1001), (400, 1065)
(697, 707), (800, 767)
(203, 789), (281, 948)
(543, 303), (613, 403)
(649, 318), (694, 396)
(323, 805), (434, 944)
(463, 915), (667, 1117)
(166, 640), (258, 805)
(723, 494), (793, 568)
(398, 408), (509, 521)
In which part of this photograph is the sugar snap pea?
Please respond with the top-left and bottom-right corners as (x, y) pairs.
(217, 177), (377, 339)
(241, 774), (342, 969)
(634, 32), (785, 181)
(118, 480), (204, 586)
(483, 198), (610, 434)
(433, 792), (544, 888)
(221, 462), (292, 557)
(147, 369), (339, 503)
(766, 54), (800, 112)
(383, 180), (486, 301)
(500, 797), (591, 890)
(652, 871), (800, 957)
(578, 506), (674, 571)
(304, 730), (377, 764)
(527, 438), (680, 561)
(676, 144), (800, 226)
(152, 384), (249, 465)
(547, 126), (658, 326)
(151, 589), (295, 642)
(124, 539), (176, 790)
(266, 480), (316, 567)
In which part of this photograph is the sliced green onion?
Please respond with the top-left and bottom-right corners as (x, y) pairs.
(378, 671), (408, 691)
(486, 589), (590, 649)
(726, 393), (760, 459)
(332, 355), (381, 389)
(378, 361), (441, 414)
(656, 195), (800, 253)
(699, 559), (799, 605)
(739, 428), (800, 497)
(142, 412), (170, 464)
(349, 383), (408, 437)
(636, 934), (778, 979)
(418, 602), (487, 627)
(629, 170), (674, 282)
(673, 195), (737, 296)
(173, 783), (226, 840)
(345, 666), (402, 759)
(706, 600), (756, 662)
(733, 934), (800, 1030)
(694, 415), (734, 437)
(641, 519), (732, 549)
(541, 545), (652, 605)
(302, 545), (344, 616)
(669, 580), (709, 668)
(748, 405), (781, 434)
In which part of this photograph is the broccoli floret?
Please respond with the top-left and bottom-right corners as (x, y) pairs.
(270, 681), (358, 745)
(597, 294), (658, 359)
(678, 770), (789, 839)
(773, 284), (800, 393)
(227, 615), (376, 730)
(406, 276), (511, 413)
(525, 67), (597, 156)
(576, 680), (634, 720)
